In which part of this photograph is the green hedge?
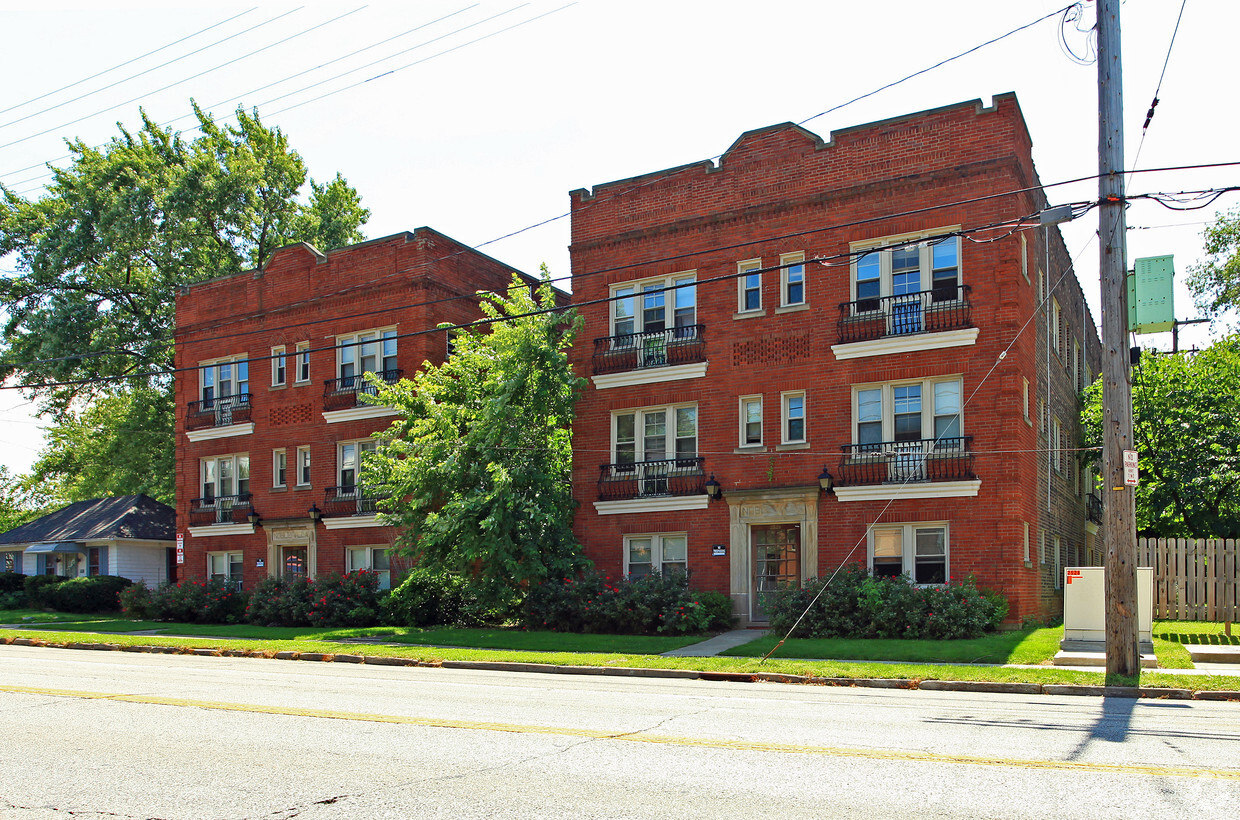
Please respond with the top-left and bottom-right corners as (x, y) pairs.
(245, 571), (382, 627)
(121, 578), (248, 624)
(381, 568), (496, 628)
(37, 575), (133, 613)
(524, 570), (735, 635)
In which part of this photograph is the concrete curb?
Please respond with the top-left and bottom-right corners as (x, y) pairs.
(3, 635), (1238, 702)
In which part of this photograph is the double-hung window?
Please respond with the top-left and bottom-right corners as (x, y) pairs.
(338, 439), (378, 492)
(625, 533), (687, 579)
(737, 259), (762, 313)
(296, 446), (311, 487)
(782, 391), (806, 444)
(611, 273), (697, 367)
(199, 357), (250, 423)
(337, 329), (398, 386)
(780, 252), (806, 307)
(201, 454), (250, 502)
(295, 342), (311, 383)
(739, 396), (763, 447)
(273, 449), (287, 488)
(850, 234), (962, 328)
(853, 378), (963, 481)
(871, 523), (948, 584)
(271, 346), (286, 386)
(347, 546), (390, 590)
(208, 552), (244, 589)
(612, 405), (698, 496)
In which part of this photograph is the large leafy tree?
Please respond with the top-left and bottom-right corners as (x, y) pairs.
(1081, 337), (1240, 537)
(1187, 208), (1240, 319)
(0, 102), (368, 501)
(364, 272), (586, 609)
(0, 465), (41, 533)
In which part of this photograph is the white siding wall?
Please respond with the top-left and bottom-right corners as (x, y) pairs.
(110, 544), (170, 585)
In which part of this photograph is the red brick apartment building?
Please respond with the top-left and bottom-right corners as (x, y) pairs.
(175, 229), (538, 590)
(568, 94), (1102, 624)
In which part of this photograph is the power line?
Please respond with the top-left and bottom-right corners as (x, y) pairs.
(1129, 0), (1189, 184)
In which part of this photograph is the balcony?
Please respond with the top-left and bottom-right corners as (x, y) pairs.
(323, 486), (389, 518)
(592, 326), (705, 376)
(185, 394), (252, 431)
(837, 285), (972, 345)
(836, 437), (974, 486)
(597, 457), (706, 501)
(1088, 492), (1103, 525)
(188, 493), (254, 527)
(323, 370), (402, 412)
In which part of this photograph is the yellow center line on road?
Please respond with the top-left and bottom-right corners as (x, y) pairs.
(4, 683), (1237, 780)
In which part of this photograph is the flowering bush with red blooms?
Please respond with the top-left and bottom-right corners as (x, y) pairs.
(122, 578), (248, 624)
(244, 572), (380, 627)
(523, 569), (734, 635)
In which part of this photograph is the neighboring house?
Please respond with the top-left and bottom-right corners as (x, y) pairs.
(175, 229), (557, 591)
(0, 495), (175, 584)
(567, 94), (1101, 625)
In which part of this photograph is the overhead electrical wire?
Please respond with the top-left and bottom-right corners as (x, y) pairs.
(1128, 0), (1189, 187)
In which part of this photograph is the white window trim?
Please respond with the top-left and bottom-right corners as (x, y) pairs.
(271, 346), (286, 387)
(296, 445), (311, 487)
(607, 271), (697, 337)
(779, 251), (806, 308)
(848, 227), (962, 303)
(1020, 233), (1030, 284)
(346, 545), (391, 590)
(336, 326), (398, 379)
(295, 342), (311, 383)
(1053, 535), (1063, 589)
(1051, 297), (1063, 356)
(867, 522), (950, 585)
(851, 376), (964, 444)
(207, 551), (244, 586)
(623, 532), (688, 579)
(273, 448), (287, 489)
(198, 354), (250, 400)
(337, 438), (378, 489)
(736, 258), (763, 314)
(610, 403), (698, 463)
(1022, 377), (1031, 425)
(781, 390), (806, 445)
(1023, 522), (1031, 563)
(739, 395), (763, 448)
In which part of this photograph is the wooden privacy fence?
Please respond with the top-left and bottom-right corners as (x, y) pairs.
(1137, 538), (1238, 622)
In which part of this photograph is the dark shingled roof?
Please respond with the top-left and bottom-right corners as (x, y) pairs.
(0, 495), (175, 546)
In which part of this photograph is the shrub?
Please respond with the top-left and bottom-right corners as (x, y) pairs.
(0, 591), (24, 610)
(523, 570), (727, 636)
(245, 572), (383, 627)
(381, 568), (492, 628)
(697, 591), (736, 632)
(766, 566), (1007, 640)
(119, 582), (155, 619)
(23, 574), (67, 608)
(0, 571), (27, 596)
(44, 575), (132, 613)
(139, 578), (249, 624)
(245, 576), (315, 626)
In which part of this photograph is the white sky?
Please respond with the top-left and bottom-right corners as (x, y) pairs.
(0, 0), (1236, 475)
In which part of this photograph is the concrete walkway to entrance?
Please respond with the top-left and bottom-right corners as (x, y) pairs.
(662, 629), (768, 657)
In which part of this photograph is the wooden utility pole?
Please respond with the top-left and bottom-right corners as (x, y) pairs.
(1097, 0), (1140, 676)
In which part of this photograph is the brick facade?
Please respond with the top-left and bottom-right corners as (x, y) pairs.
(567, 94), (1101, 624)
(174, 229), (534, 590)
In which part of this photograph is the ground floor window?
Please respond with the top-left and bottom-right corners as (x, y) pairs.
(870, 523), (947, 585)
(87, 547), (106, 576)
(208, 551), (244, 589)
(624, 533), (687, 579)
(1, 551), (19, 573)
(346, 546), (390, 590)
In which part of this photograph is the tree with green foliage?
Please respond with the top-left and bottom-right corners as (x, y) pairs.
(1081, 336), (1240, 537)
(0, 101), (369, 499)
(0, 465), (41, 533)
(1187, 208), (1240, 319)
(363, 272), (586, 610)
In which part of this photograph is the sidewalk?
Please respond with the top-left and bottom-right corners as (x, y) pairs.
(661, 629), (767, 657)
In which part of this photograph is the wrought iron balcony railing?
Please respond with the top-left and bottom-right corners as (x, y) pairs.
(592, 325), (705, 375)
(188, 493), (254, 526)
(1087, 492), (1103, 525)
(323, 486), (389, 518)
(836, 437), (974, 486)
(837, 285), (972, 344)
(322, 369), (402, 412)
(185, 394), (252, 431)
(597, 456), (706, 501)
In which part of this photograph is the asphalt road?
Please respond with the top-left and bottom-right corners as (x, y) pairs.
(1, 644), (1238, 819)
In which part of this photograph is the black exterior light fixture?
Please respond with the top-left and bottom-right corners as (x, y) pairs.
(246, 510), (262, 527)
(817, 466), (835, 495)
(704, 474), (722, 501)
(308, 504), (322, 524)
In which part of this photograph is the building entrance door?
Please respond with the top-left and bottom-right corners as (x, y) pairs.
(281, 547), (308, 580)
(751, 524), (800, 622)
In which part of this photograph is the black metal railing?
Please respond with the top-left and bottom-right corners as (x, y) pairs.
(323, 486), (389, 517)
(322, 369), (402, 412)
(185, 394), (252, 431)
(836, 437), (974, 486)
(597, 457), (706, 501)
(1087, 492), (1103, 525)
(592, 325), (705, 375)
(837, 285), (972, 344)
(188, 493), (254, 526)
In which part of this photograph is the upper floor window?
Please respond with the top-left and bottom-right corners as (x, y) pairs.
(296, 446), (311, 487)
(200, 357), (249, 405)
(338, 329), (397, 383)
(271, 346), (286, 386)
(740, 396), (762, 447)
(737, 259), (762, 313)
(611, 274), (696, 337)
(614, 404), (698, 464)
(338, 439), (377, 489)
(1051, 298), (1063, 356)
(273, 449), (287, 489)
(201, 453), (250, 500)
(782, 391), (806, 444)
(295, 342), (311, 383)
(853, 235), (961, 309)
(854, 377), (962, 447)
(780, 252), (806, 307)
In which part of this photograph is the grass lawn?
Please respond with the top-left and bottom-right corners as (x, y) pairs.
(720, 627), (1063, 665)
(0, 609), (109, 625)
(1154, 620), (1240, 646)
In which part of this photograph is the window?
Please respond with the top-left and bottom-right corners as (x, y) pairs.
(446, 329), (459, 358)
(780, 252), (805, 307)
(853, 378), (963, 447)
(271, 346), (286, 386)
(1, 551), (18, 572)
(1052, 417), (1063, 474)
(338, 439), (377, 490)
(87, 547), (103, 576)
(208, 552), (244, 589)
(1023, 522), (1030, 563)
(625, 533), (687, 579)
(611, 273), (697, 337)
(1022, 377), (1031, 424)
(1051, 297), (1063, 356)
(337, 329), (397, 383)
(273, 449), (287, 489)
(295, 342), (310, 383)
(851, 234), (961, 310)
(739, 396), (763, 447)
(296, 446), (311, 487)
(1053, 535), (1063, 589)
(1020, 234), (1030, 284)
(201, 454), (250, 500)
(870, 523), (947, 584)
(1073, 338), (1082, 390)
(1037, 400), (1045, 436)
(737, 259), (762, 313)
(199, 356), (249, 405)
(782, 391), (805, 444)
(347, 546), (390, 590)
(613, 405), (698, 465)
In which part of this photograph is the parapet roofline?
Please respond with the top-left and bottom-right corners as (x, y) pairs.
(571, 92), (1024, 201)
